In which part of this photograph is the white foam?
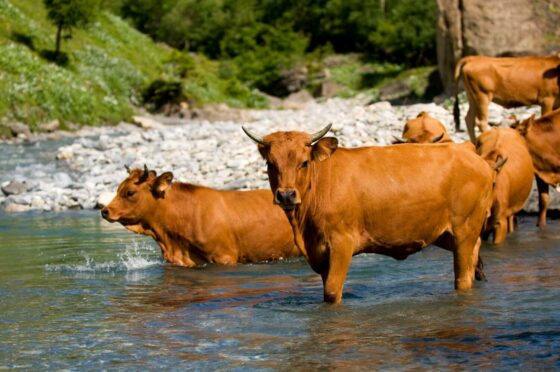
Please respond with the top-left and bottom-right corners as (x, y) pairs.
(45, 240), (162, 274)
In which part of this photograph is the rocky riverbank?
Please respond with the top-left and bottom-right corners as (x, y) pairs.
(1, 96), (558, 213)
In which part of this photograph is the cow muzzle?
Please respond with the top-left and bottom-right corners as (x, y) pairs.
(274, 188), (301, 210)
(101, 207), (117, 222)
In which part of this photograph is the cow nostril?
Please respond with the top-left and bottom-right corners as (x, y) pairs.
(288, 190), (296, 199)
(101, 208), (108, 218)
(275, 190), (284, 203)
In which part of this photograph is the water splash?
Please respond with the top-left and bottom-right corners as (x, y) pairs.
(45, 240), (162, 274)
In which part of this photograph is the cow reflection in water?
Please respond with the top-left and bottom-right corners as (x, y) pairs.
(101, 166), (299, 267)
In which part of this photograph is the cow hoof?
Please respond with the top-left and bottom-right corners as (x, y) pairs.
(475, 268), (487, 282)
(323, 292), (341, 304)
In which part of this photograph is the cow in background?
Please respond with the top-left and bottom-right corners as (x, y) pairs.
(101, 166), (299, 267)
(396, 112), (452, 144)
(476, 128), (534, 243)
(515, 109), (560, 227)
(454, 55), (560, 143)
(244, 124), (494, 304)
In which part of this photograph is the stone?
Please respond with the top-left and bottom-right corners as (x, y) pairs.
(53, 172), (72, 188)
(316, 80), (344, 99)
(1, 180), (31, 196)
(38, 120), (60, 132)
(4, 203), (31, 213)
(132, 116), (164, 130)
(283, 90), (315, 110)
(96, 191), (115, 208)
(8, 122), (31, 138)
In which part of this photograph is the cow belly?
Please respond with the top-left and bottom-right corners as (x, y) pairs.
(361, 241), (426, 260)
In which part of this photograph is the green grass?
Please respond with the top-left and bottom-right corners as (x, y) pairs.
(0, 0), (170, 129)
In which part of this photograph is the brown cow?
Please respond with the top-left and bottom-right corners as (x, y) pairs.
(476, 128), (534, 244)
(515, 109), (560, 227)
(397, 121), (532, 244)
(243, 125), (494, 304)
(454, 55), (560, 143)
(101, 166), (299, 267)
(399, 112), (452, 144)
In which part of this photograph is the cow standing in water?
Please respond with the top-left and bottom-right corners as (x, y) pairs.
(397, 114), (534, 244)
(515, 109), (560, 227)
(454, 55), (560, 143)
(101, 166), (299, 267)
(476, 128), (534, 243)
(243, 125), (494, 304)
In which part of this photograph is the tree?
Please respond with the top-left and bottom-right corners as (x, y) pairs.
(43, 0), (100, 57)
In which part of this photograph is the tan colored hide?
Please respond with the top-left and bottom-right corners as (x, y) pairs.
(102, 168), (299, 267)
(454, 55), (560, 142)
(250, 129), (494, 304)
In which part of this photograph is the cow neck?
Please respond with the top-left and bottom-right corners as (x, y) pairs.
(143, 183), (198, 260)
(290, 159), (328, 259)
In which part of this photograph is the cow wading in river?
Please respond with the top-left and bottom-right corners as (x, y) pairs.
(101, 166), (299, 266)
(515, 109), (560, 227)
(243, 124), (495, 304)
(454, 55), (560, 143)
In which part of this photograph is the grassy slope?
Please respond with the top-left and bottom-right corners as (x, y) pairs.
(0, 0), (171, 129)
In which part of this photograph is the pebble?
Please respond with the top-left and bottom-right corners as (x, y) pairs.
(0, 98), (558, 213)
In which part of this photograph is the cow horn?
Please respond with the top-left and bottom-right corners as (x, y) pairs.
(124, 164), (131, 173)
(311, 123), (332, 143)
(242, 126), (265, 145)
(392, 136), (406, 144)
(431, 133), (445, 143)
(138, 164), (150, 183)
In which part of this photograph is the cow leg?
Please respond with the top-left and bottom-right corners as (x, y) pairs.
(321, 237), (353, 304)
(536, 175), (549, 228)
(474, 238), (486, 281)
(465, 107), (477, 143)
(453, 235), (479, 290)
(493, 216), (508, 245)
(507, 215), (517, 233)
(540, 99), (554, 116)
(475, 95), (491, 133)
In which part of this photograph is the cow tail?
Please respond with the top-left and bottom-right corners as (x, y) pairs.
(453, 58), (467, 132)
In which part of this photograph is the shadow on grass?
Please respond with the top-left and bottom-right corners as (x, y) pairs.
(39, 50), (70, 67)
(11, 31), (35, 50)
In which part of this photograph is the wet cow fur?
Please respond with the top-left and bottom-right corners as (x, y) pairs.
(101, 167), (299, 267)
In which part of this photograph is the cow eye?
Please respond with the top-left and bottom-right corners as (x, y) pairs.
(126, 190), (136, 198)
(299, 160), (309, 169)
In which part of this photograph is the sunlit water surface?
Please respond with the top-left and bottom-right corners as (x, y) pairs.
(1, 211), (559, 370)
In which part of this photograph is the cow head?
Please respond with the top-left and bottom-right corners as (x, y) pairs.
(243, 124), (337, 211)
(101, 165), (174, 225)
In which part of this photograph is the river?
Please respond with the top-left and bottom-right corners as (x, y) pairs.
(1, 210), (559, 369)
(1, 135), (559, 369)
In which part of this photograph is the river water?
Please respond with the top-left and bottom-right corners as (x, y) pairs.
(1, 210), (559, 370)
(1, 138), (559, 369)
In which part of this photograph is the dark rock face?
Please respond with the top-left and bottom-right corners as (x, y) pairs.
(437, 0), (559, 93)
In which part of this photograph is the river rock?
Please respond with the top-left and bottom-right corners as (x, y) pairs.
(38, 120), (60, 133)
(4, 203), (31, 213)
(53, 172), (73, 188)
(8, 122), (31, 138)
(1, 180), (31, 196)
(96, 191), (115, 208)
(132, 116), (164, 130)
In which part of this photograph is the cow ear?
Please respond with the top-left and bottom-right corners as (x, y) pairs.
(312, 137), (338, 162)
(152, 172), (173, 198)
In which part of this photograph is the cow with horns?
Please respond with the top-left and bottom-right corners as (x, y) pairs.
(243, 124), (495, 304)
